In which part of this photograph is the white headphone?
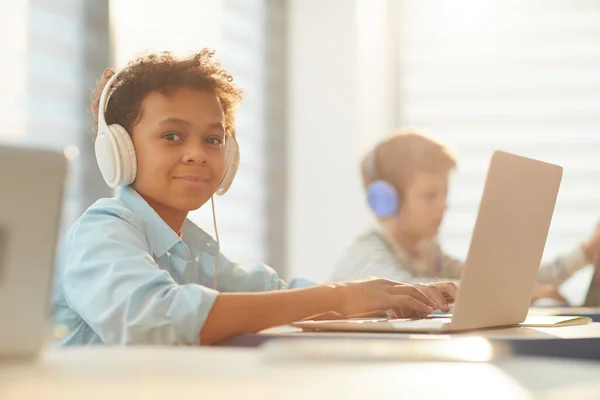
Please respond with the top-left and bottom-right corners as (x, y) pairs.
(95, 62), (240, 195)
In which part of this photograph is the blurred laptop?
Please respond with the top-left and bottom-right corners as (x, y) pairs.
(0, 146), (67, 359)
(294, 151), (576, 334)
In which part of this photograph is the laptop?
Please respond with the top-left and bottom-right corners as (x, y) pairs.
(294, 150), (577, 334)
(0, 146), (67, 359)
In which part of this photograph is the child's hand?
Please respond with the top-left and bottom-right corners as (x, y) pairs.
(333, 278), (445, 319)
(530, 282), (568, 305)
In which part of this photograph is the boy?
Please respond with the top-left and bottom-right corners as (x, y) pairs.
(331, 130), (600, 303)
(51, 50), (457, 346)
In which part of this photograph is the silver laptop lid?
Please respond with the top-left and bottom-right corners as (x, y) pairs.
(0, 146), (67, 358)
(451, 151), (563, 331)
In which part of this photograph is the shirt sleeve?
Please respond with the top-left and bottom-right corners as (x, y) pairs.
(212, 252), (316, 292)
(62, 207), (219, 346)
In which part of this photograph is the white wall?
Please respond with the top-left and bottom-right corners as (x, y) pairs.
(0, 0), (28, 141)
(396, 0), (600, 262)
(285, 0), (397, 282)
(110, 0), (224, 61)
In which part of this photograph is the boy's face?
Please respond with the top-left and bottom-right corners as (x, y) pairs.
(130, 87), (226, 215)
(398, 169), (450, 239)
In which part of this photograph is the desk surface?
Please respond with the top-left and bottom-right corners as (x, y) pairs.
(529, 307), (600, 321)
(219, 322), (600, 362)
(223, 322), (600, 344)
(2, 346), (600, 399)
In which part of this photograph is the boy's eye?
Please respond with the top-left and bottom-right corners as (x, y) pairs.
(206, 137), (223, 146)
(163, 132), (183, 141)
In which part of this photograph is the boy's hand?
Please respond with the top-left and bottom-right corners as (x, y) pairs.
(334, 278), (446, 319)
(531, 282), (568, 304)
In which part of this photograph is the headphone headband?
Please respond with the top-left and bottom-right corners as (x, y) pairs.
(364, 147), (378, 182)
(97, 62), (142, 129)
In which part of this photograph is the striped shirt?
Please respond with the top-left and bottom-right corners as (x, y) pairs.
(331, 228), (589, 286)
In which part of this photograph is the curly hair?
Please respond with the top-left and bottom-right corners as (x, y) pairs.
(90, 49), (243, 139)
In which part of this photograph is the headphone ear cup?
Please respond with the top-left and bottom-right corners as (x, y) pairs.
(95, 124), (136, 188)
(367, 180), (399, 218)
(110, 124), (137, 186)
(216, 137), (239, 196)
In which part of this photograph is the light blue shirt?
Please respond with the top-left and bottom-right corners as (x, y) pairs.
(52, 186), (313, 346)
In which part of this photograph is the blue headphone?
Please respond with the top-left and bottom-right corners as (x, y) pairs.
(364, 148), (401, 218)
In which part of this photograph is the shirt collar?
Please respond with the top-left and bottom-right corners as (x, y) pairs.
(181, 219), (219, 256)
(117, 186), (218, 258)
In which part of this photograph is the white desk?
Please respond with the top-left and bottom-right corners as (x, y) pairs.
(1, 346), (600, 399)
(220, 322), (600, 346)
(266, 321), (600, 339)
(217, 323), (600, 361)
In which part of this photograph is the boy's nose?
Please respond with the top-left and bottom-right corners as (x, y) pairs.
(183, 144), (208, 164)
